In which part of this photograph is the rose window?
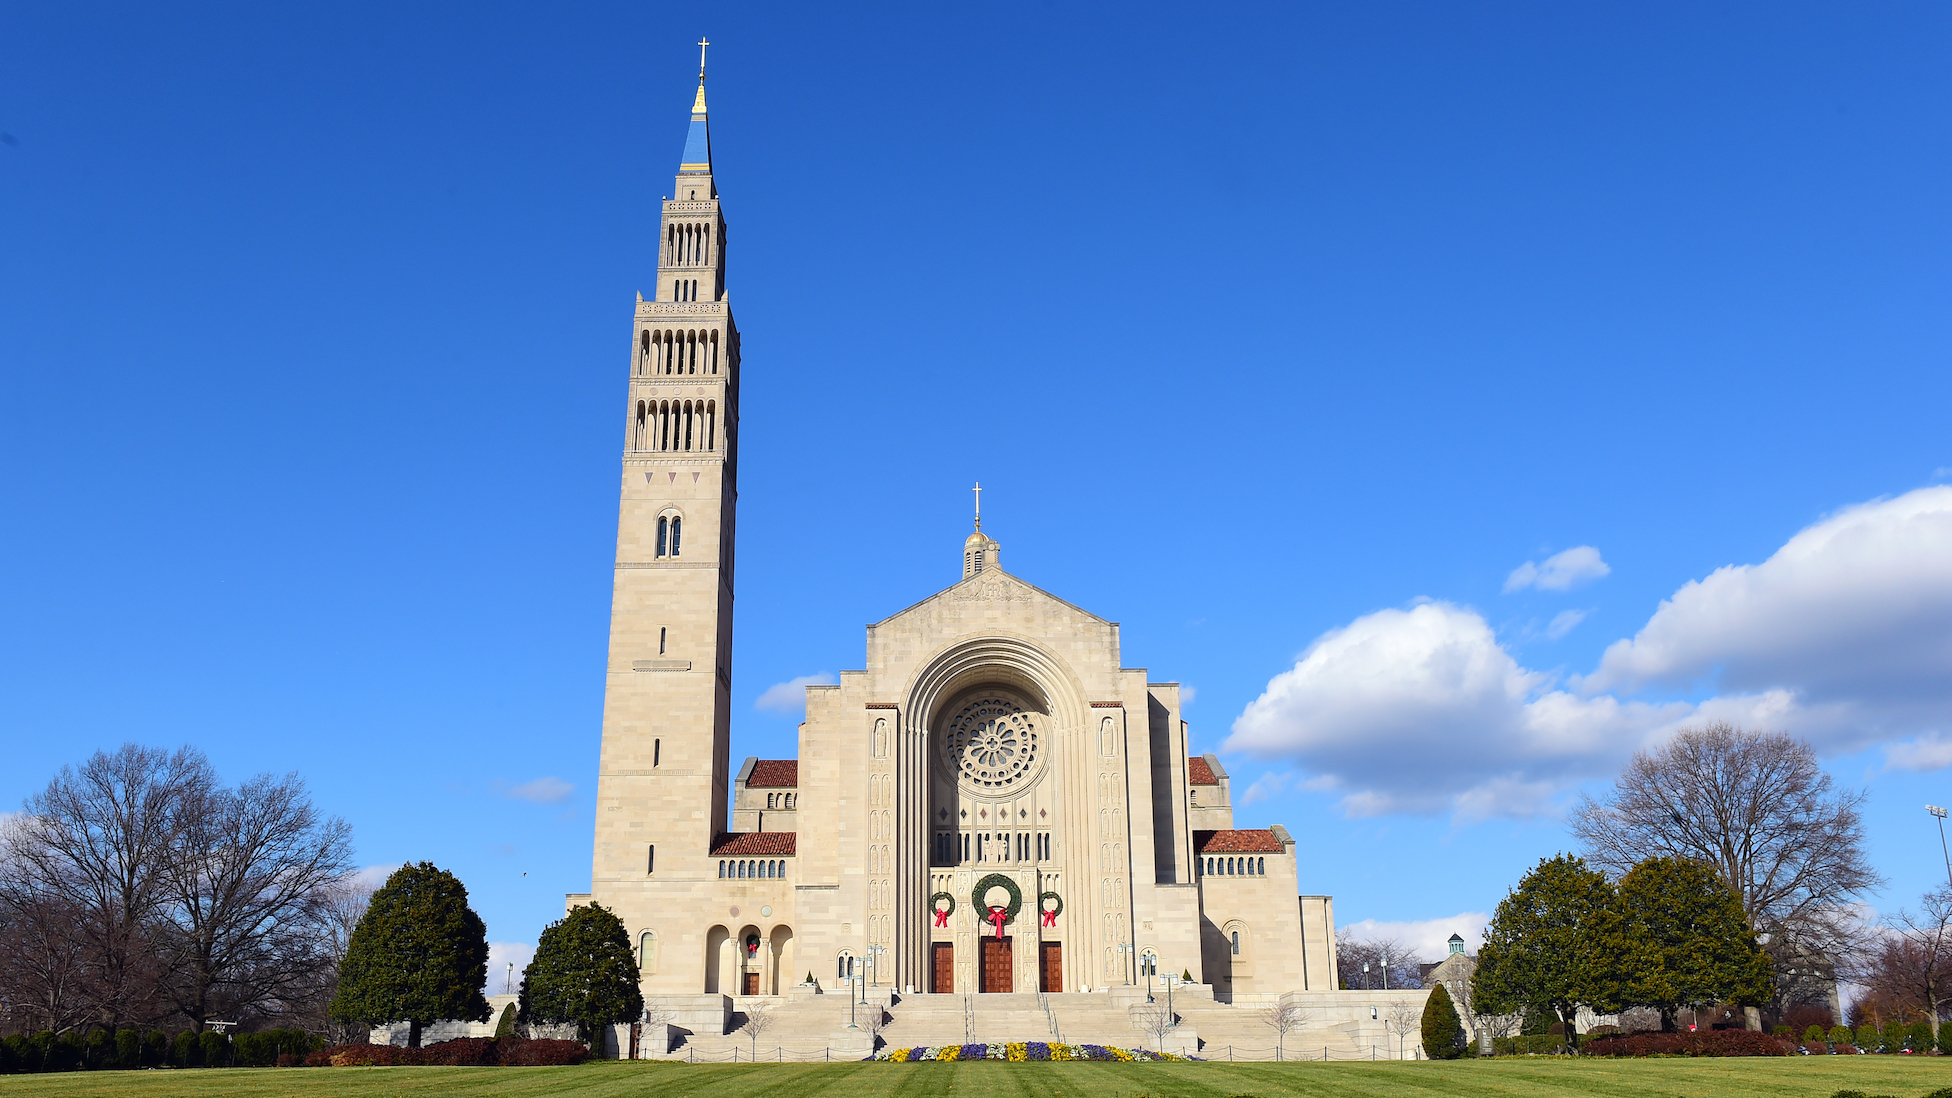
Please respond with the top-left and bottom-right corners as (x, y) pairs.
(941, 696), (1041, 791)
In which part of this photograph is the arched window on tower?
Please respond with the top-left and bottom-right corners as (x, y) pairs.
(1231, 930), (1241, 955)
(656, 516), (668, 558)
(669, 517), (682, 556)
(639, 931), (657, 974)
(638, 330), (649, 374)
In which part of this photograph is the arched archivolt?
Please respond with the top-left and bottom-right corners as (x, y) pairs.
(902, 633), (1090, 736)
(703, 925), (730, 993)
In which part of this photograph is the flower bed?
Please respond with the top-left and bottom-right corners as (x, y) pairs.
(872, 1042), (1191, 1062)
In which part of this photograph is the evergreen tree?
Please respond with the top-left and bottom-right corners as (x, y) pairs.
(1421, 982), (1464, 1058)
(494, 1002), (516, 1037)
(1616, 856), (1773, 1030)
(329, 862), (490, 1047)
(518, 902), (643, 1050)
(1472, 854), (1627, 1051)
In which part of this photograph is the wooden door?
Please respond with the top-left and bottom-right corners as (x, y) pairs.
(742, 971), (759, 996)
(980, 937), (1013, 993)
(932, 942), (955, 993)
(1039, 942), (1063, 993)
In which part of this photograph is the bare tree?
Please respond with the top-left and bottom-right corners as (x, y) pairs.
(1866, 887), (1952, 1027)
(1336, 935), (1425, 990)
(155, 771), (354, 1030)
(1570, 723), (1880, 1003)
(7, 744), (213, 1028)
(1384, 999), (1421, 1059)
(1260, 1001), (1305, 1060)
(1133, 1000), (1174, 1051)
(738, 1003), (772, 1059)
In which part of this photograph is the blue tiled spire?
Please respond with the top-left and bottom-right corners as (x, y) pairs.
(679, 46), (711, 175)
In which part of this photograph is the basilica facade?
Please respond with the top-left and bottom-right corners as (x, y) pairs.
(575, 63), (1344, 1016)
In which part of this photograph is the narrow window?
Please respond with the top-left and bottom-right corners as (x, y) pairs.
(659, 627), (667, 655)
(1258, 857), (1266, 875)
(669, 517), (682, 557)
(639, 330), (649, 373)
(961, 833), (970, 862)
(640, 931), (656, 972)
(718, 861), (726, 878)
(656, 516), (668, 557)
(1231, 931), (1241, 956)
(653, 738), (660, 767)
(646, 845), (655, 874)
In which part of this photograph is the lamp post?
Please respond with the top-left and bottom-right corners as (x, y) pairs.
(868, 944), (885, 989)
(1381, 948), (1391, 991)
(1163, 972), (1177, 1037)
(1116, 942), (1132, 989)
(1361, 961), (1370, 990)
(1929, 806), (1952, 893)
(1144, 953), (1156, 1003)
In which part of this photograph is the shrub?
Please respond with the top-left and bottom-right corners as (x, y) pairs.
(1491, 1034), (1565, 1055)
(1421, 983), (1464, 1059)
(1583, 1030), (1792, 1057)
(1856, 1024), (1880, 1050)
(199, 1030), (228, 1067)
(1881, 1020), (1906, 1053)
(1773, 1024), (1793, 1038)
(1828, 1026), (1853, 1045)
(1804, 1025), (1826, 1043)
(1909, 1020), (1935, 1052)
(310, 1036), (590, 1068)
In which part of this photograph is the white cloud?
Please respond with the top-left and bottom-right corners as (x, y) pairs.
(1545, 609), (1588, 640)
(1339, 912), (1491, 962)
(1225, 601), (1688, 818)
(353, 863), (402, 890)
(1239, 772), (1290, 805)
(755, 673), (838, 717)
(1226, 486), (1952, 820)
(1180, 685), (1197, 707)
(488, 941), (536, 995)
(1504, 546), (1611, 593)
(1585, 486), (1952, 756)
(505, 777), (574, 804)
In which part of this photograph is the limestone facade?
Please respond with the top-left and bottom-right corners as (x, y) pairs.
(579, 65), (1397, 1043)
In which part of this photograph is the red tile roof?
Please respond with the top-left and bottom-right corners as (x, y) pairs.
(747, 760), (798, 788)
(1187, 757), (1219, 785)
(710, 832), (797, 856)
(1195, 829), (1283, 853)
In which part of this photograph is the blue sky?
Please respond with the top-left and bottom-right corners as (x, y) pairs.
(4, 2), (1950, 969)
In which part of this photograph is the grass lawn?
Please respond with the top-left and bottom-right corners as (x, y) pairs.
(3, 1058), (1952, 1098)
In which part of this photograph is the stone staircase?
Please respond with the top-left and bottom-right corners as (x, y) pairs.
(654, 991), (874, 1062)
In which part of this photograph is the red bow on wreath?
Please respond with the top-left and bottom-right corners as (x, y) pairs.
(933, 905), (950, 928)
(1041, 905), (1057, 927)
(987, 905), (1009, 939)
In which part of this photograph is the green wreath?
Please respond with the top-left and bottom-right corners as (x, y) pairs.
(1038, 890), (1063, 917)
(928, 891), (956, 917)
(971, 873), (1022, 925)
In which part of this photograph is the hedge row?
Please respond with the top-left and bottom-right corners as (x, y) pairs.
(309, 1036), (588, 1067)
(1583, 1030), (1794, 1057)
(0, 1028), (318, 1073)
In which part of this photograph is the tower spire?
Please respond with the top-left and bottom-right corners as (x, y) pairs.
(972, 481), (982, 531)
(678, 37), (713, 178)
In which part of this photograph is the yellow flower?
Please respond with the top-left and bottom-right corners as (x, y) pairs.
(937, 1045), (959, 1061)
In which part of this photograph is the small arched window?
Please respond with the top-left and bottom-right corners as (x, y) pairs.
(717, 861), (726, 878)
(1258, 857), (1266, 875)
(638, 330), (650, 373)
(656, 516), (668, 557)
(669, 517), (682, 557)
(653, 738), (660, 767)
(639, 931), (657, 973)
(1231, 930), (1241, 956)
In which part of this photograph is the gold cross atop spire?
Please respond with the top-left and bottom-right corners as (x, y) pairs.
(697, 37), (710, 78)
(972, 482), (982, 530)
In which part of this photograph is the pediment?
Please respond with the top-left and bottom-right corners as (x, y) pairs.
(872, 568), (1110, 630)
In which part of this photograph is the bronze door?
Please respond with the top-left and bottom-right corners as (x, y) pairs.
(742, 971), (759, 996)
(980, 937), (1013, 993)
(1039, 942), (1063, 993)
(932, 942), (954, 993)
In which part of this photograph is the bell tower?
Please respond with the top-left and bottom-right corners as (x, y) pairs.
(591, 43), (742, 914)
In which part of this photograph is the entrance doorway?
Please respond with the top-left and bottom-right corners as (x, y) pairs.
(980, 937), (1013, 993)
(742, 971), (759, 996)
(1039, 942), (1063, 992)
(932, 942), (954, 993)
